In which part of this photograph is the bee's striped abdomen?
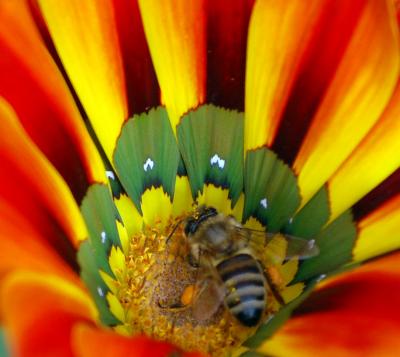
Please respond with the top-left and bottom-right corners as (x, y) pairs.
(216, 253), (265, 327)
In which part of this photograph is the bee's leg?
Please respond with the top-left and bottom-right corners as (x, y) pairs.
(260, 263), (285, 306)
(191, 277), (225, 321)
(157, 300), (191, 311)
(157, 266), (203, 311)
(157, 278), (208, 311)
(188, 252), (200, 268)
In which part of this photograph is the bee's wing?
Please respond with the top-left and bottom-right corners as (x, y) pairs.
(191, 274), (226, 321)
(188, 254), (226, 321)
(235, 227), (319, 260)
(269, 232), (319, 259)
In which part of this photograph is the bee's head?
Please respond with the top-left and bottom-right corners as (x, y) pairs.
(188, 211), (236, 256)
(184, 206), (218, 237)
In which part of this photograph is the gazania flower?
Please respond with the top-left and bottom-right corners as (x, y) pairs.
(1, 0), (400, 356)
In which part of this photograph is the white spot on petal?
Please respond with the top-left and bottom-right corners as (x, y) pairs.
(317, 274), (327, 282)
(260, 198), (268, 209)
(97, 286), (104, 297)
(210, 154), (225, 170)
(143, 158), (155, 172)
(106, 170), (115, 180)
(101, 231), (107, 244)
(308, 239), (316, 249)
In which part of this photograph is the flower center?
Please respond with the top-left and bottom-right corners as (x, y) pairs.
(111, 216), (254, 355)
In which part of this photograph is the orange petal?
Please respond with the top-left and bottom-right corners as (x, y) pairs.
(37, 0), (128, 160)
(0, 199), (77, 284)
(138, 0), (206, 130)
(353, 194), (400, 262)
(112, 0), (160, 116)
(72, 325), (205, 357)
(293, 0), (399, 207)
(0, 0), (106, 200)
(328, 79), (400, 221)
(259, 252), (400, 357)
(1, 271), (96, 357)
(244, 0), (327, 150)
(0, 98), (87, 251)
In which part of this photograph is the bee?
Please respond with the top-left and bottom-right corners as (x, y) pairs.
(164, 206), (319, 327)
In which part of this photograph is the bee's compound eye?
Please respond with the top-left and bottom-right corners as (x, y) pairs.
(184, 219), (197, 236)
(207, 207), (218, 215)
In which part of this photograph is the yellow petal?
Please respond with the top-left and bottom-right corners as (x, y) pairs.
(38, 0), (128, 160)
(281, 283), (304, 304)
(294, 0), (399, 207)
(328, 80), (400, 221)
(197, 185), (244, 221)
(141, 187), (173, 228)
(99, 271), (118, 295)
(106, 292), (125, 323)
(114, 194), (143, 241)
(138, 0), (206, 130)
(354, 194), (400, 262)
(244, 0), (324, 150)
(108, 246), (126, 278)
(116, 220), (130, 256)
(280, 259), (299, 286)
(172, 176), (194, 217)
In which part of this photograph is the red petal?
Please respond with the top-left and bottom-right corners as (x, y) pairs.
(1, 272), (96, 357)
(272, 0), (365, 163)
(0, 99), (87, 272)
(0, 199), (77, 283)
(259, 252), (400, 356)
(72, 325), (206, 357)
(353, 167), (400, 221)
(293, 0), (399, 208)
(0, 0), (106, 201)
(244, 0), (329, 150)
(354, 193), (400, 262)
(113, 0), (160, 116)
(327, 78), (400, 221)
(205, 0), (255, 110)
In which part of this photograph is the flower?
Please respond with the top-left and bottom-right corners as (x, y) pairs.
(1, 0), (400, 356)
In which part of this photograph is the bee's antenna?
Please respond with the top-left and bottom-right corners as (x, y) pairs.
(165, 219), (184, 245)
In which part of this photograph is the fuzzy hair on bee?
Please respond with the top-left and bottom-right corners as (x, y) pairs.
(162, 206), (319, 327)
